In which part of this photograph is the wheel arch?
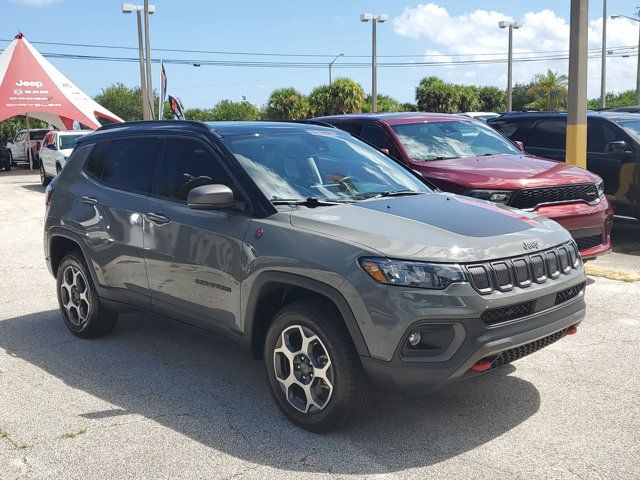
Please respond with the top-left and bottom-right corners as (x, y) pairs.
(48, 228), (100, 287)
(244, 272), (370, 359)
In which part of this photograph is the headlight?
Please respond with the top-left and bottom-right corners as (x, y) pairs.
(359, 257), (465, 289)
(465, 189), (513, 204)
(596, 180), (605, 198)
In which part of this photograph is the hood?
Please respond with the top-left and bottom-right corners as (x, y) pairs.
(417, 154), (600, 190)
(289, 193), (571, 263)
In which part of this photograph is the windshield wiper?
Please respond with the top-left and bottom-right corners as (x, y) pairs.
(271, 197), (349, 207)
(429, 156), (458, 161)
(356, 190), (425, 200)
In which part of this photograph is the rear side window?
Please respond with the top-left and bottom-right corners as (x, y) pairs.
(152, 137), (235, 203)
(527, 119), (567, 149)
(67, 143), (94, 166)
(85, 137), (159, 195)
(360, 124), (389, 149)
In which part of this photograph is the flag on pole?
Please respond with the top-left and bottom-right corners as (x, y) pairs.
(159, 61), (167, 120)
(168, 95), (184, 120)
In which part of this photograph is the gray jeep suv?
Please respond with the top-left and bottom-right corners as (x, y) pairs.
(44, 121), (587, 432)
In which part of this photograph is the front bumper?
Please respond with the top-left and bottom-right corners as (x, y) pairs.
(535, 198), (613, 260)
(361, 296), (585, 393)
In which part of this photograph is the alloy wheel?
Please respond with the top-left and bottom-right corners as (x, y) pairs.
(273, 324), (334, 414)
(60, 265), (91, 328)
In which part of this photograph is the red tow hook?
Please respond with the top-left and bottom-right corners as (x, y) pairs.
(565, 325), (578, 335)
(471, 359), (492, 372)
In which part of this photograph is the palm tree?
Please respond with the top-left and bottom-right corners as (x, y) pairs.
(526, 70), (568, 111)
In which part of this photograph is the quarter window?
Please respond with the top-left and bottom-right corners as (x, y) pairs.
(85, 137), (159, 195)
(152, 137), (235, 203)
(360, 124), (389, 149)
(527, 119), (567, 149)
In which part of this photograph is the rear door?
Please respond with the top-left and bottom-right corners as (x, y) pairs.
(41, 132), (55, 175)
(144, 135), (251, 336)
(360, 122), (402, 161)
(10, 132), (25, 161)
(80, 136), (161, 307)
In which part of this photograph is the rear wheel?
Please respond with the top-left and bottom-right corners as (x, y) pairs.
(56, 252), (118, 338)
(265, 300), (369, 433)
(40, 163), (51, 186)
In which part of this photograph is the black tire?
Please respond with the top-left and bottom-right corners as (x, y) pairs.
(40, 163), (51, 186)
(265, 300), (369, 433)
(56, 251), (118, 338)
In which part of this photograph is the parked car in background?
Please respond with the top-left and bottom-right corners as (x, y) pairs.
(315, 113), (613, 259)
(45, 120), (586, 432)
(488, 111), (640, 221)
(462, 112), (500, 122)
(0, 140), (11, 171)
(39, 130), (90, 185)
(6, 128), (50, 168)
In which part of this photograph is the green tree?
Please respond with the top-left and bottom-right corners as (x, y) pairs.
(478, 86), (506, 112)
(511, 81), (536, 111)
(0, 116), (47, 143)
(329, 77), (365, 114)
(308, 85), (332, 117)
(526, 70), (568, 111)
(263, 88), (309, 120)
(415, 76), (461, 113)
(588, 89), (637, 109)
(400, 102), (419, 112)
(362, 94), (402, 113)
(184, 108), (215, 121)
(93, 83), (145, 122)
(458, 86), (481, 112)
(209, 100), (260, 121)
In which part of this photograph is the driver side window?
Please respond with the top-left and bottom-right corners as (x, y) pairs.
(152, 137), (236, 203)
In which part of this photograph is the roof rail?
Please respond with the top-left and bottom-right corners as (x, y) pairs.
(96, 119), (209, 132)
(293, 119), (338, 129)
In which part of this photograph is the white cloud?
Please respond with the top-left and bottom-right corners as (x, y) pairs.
(392, 3), (640, 98)
(9, 0), (60, 5)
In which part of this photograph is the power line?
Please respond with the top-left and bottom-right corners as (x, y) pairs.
(0, 38), (636, 60)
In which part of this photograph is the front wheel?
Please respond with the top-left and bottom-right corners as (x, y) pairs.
(56, 252), (118, 338)
(265, 300), (369, 433)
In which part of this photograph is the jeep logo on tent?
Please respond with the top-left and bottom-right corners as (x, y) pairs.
(15, 80), (44, 88)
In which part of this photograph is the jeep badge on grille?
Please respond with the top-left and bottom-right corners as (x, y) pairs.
(523, 241), (540, 251)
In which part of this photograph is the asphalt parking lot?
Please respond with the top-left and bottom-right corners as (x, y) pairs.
(0, 170), (639, 480)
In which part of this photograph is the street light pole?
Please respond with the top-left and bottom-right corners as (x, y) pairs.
(122, 3), (156, 120)
(361, 13), (387, 113)
(600, 0), (607, 109)
(329, 53), (344, 85)
(611, 12), (640, 105)
(499, 20), (522, 112)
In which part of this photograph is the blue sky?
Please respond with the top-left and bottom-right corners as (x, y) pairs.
(2, 0), (639, 109)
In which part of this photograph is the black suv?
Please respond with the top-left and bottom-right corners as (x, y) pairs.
(488, 111), (640, 220)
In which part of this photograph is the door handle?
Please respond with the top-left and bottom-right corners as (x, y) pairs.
(145, 212), (170, 225)
(81, 196), (98, 205)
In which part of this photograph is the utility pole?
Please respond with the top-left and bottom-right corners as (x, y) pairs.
(136, 7), (149, 120)
(499, 20), (522, 112)
(361, 13), (387, 113)
(144, 0), (154, 119)
(566, 0), (588, 169)
(600, 0), (607, 109)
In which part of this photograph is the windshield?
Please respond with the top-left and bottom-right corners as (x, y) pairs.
(59, 134), (85, 150)
(222, 129), (430, 202)
(391, 120), (521, 161)
(616, 119), (640, 143)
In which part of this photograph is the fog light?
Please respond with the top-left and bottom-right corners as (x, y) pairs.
(408, 332), (421, 346)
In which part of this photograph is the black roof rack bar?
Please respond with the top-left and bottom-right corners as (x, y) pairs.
(293, 119), (337, 129)
(96, 119), (210, 132)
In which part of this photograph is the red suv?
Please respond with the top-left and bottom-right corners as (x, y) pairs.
(315, 113), (612, 259)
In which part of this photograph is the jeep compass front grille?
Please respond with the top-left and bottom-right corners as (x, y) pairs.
(555, 282), (586, 306)
(509, 184), (599, 210)
(465, 241), (580, 294)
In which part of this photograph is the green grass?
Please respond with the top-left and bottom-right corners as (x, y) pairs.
(60, 428), (87, 439)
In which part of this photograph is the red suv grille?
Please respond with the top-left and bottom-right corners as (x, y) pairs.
(509, 184), (599, 210)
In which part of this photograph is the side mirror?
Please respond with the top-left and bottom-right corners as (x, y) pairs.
(187, 184), (235, 210)
(605, 140), (629, 156)
(47, 143), (57, 150)
(514, 140), (525, 151)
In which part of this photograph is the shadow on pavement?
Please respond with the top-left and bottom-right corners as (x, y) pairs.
(0, 309), (540, 475)
(611, 219), (640, 256)
(20, 184), (45, 193)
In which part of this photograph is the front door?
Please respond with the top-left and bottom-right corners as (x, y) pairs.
(144, 136), (251, 336)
